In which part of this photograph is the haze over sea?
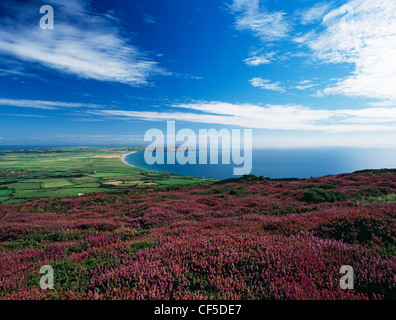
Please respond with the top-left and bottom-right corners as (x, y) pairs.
(124, 148), (396, 180)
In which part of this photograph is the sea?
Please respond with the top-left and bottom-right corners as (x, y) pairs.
(124, 148), (396, 180)
(1, 146), (395, 180)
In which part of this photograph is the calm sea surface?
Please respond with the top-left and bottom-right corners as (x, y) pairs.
(124, 148), (396, 180)
(1, 146), (395, 180)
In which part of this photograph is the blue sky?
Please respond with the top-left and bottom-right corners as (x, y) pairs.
(0, 0), (396, 148)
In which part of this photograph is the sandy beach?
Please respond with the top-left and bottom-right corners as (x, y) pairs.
(120, 151), (137, 167)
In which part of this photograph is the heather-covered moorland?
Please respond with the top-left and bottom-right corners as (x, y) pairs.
(0, 170), (395, 300)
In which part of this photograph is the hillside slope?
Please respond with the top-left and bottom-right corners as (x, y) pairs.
(0, 171), (395, 300)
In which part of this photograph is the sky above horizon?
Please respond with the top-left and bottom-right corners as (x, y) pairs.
(0, 0), (396, 148)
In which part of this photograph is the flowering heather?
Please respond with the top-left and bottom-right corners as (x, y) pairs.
(0, 171), (395, 300)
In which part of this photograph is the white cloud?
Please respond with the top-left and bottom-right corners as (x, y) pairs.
(304, 0), (396, 103)
(249, 77), (285, 92)
(244, 55), (270, 66)
(229, 0), (291, 42)
(243, 52), (276, 66)
(0, 98), (103, 110)
(0, 0), (165, 85)
(89, 101), (396, 133)
(298, 2), (333, 25)
(368, 100), (396, 108)
(294, 80), (317, 90)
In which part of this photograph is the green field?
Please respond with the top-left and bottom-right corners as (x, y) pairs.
(41, 179), (75, 188)
(0, 147), (217, 204)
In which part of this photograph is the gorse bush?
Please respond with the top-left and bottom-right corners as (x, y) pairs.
(302, 188), (349, 203)
(315, 210), (394, 246)
(299, 183), (337, 190)
(361, 187), (389, 197)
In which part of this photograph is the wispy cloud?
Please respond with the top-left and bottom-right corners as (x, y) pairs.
(368, 100), (396, 108)
(244, 55), (270, 66)
(297, 2), (333, 25)
(0, 0), (166, 85)
(0, 98), (103, 110)
(0, 113), (49, 118)
(294, 80), (317, 91)
(302, 0), (396, 104)
(143, 14), (156, 25)
(243, 52), (276, 66)
(228, 0), (291, 42)
(0, 67), (39, 79)
(249, 77), (285, 92)
(89, 101), (396, 133)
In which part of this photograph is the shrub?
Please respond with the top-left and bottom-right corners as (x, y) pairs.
(316, 214), (394, 245)
(302, 188), (348, 203)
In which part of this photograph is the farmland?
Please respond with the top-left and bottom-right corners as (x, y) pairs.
(0, 147), (217, 204)
(0, 169), (394, 300)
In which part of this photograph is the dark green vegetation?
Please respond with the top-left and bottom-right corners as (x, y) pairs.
(0, 147), (216, 204)
(301, 187), (349, 203)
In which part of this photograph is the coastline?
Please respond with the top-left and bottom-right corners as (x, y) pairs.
(119, 151), (137, 168)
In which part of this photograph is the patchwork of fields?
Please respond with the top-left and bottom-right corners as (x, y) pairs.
(0, 147), (216, 204)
